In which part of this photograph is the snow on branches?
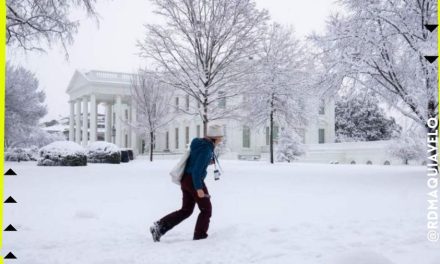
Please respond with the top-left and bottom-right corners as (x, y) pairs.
(243, 23), (315, 163)
(130, 69), (175, 161)
(335, 95), (401, 142)
(6, 0), (98, 56)
(310, 0), (438, 133)
(6, 62), (49, 148)
(276, 129), (305, 163)
(138, 0), (269, 135)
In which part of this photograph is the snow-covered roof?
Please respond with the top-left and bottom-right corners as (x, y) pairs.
(66, 70), (136, 93)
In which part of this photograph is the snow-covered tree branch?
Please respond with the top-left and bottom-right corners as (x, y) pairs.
(130, 69), (175, 161)
(137, 0), (269, 135)
(310, 0), (437, 135)
(335, 95), (401, 142)
(6, 0), (99, 56)
(243, 23), (315, 163)
(6, 62), (48, 148)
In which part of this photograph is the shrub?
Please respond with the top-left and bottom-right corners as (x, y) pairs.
(87, 142), (120, 164)
(5, 146), (39, 161)
(120, 150), (130, 163)
(38, 141), (87, 166)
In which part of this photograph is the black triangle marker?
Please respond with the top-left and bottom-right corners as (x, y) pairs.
(4, 252), (16, 259)
(4, 225), (17, 231)
(4, 169), (16, 176)
(424, 56), (438, 63)
(425, 24), (438, 32)
(4, 196), (17, 203)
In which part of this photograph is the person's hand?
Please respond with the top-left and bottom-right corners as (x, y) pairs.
(197, 189), (205, 198)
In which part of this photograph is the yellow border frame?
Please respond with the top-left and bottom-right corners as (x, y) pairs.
(0, 0), (6, 264)
(0, 0), (5, 262)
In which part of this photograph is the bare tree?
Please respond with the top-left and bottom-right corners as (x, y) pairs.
(138, 0), (269, 136)
(130, 70), (175, 162)
(6, 0), (99, 56)
(244, 24), (314, 163)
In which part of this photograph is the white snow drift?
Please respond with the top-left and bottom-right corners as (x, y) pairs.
(3, 159), (438, 264)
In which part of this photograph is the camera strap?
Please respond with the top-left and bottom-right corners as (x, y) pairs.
(213, 152), (223, 173)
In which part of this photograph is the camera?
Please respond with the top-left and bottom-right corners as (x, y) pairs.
(214, 169), (221, 181)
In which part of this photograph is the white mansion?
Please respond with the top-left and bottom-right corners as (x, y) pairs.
(66, 70), (334, 154)
(64, 70), (420, 165)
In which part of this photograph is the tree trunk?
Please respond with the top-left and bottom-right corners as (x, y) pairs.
(203, 98), (208, 137)
(269, 92), (275, 164)
(270, 110), (274, 164)
(150, 131), (154, 162)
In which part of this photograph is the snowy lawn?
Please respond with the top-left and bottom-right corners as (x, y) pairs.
(3, 158), (439, 264)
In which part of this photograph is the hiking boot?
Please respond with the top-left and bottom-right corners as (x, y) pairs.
(193, 233), (208, 240)
(150, 221), (162, 242)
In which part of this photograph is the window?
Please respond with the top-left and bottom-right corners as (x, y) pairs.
(165, 131), (169, 150)
(273, 126), (279, 143)
(218, 91), (226, 108)
(175, 97), (179, 112)
(125, 134), (128, 147)
(113, 113), (115, 124)
(185, 95), (190, 111)
(185, 126), (190, 145)
(243, 126), (251, 148)
(125, 109), (129, 119)
(175, 128), (179, 149)
(319, 129), (325, 144)
(265, 126), (279, 145)
(196, 125), (201, 137)
(266, 127), (270, 145)
(319, 99), (325, 115)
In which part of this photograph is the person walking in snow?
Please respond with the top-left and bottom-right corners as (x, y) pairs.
(150, 125), (224, 241)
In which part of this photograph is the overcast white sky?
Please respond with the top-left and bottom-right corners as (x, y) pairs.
(7, 0), (341, 122)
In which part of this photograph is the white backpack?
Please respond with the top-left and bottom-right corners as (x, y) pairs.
(169, 149), (190, 185)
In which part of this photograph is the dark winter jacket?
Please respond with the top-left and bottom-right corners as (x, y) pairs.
(184, 138), (215, 190)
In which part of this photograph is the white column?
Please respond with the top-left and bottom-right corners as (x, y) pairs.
(90, 94), (97, 143)
(69, 100), (74, 141)
(75, 99), (81, 144)
(115, 95), (122, 147)
(82, 96), (89, 147)
(105, 103), (112, 142)
(130, 100), (138, 154)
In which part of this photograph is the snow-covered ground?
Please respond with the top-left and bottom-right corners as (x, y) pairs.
(3, 158), (439, 264)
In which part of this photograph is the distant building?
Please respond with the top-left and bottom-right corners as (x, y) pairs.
(41, 114), (107, 141)
(65, 70), (335, 155)
(64, 70), (419, 165)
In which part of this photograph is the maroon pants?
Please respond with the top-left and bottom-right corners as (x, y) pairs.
(158, 173), (212, 240)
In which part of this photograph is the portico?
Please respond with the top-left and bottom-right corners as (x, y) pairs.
(66, 70), (140, 154)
